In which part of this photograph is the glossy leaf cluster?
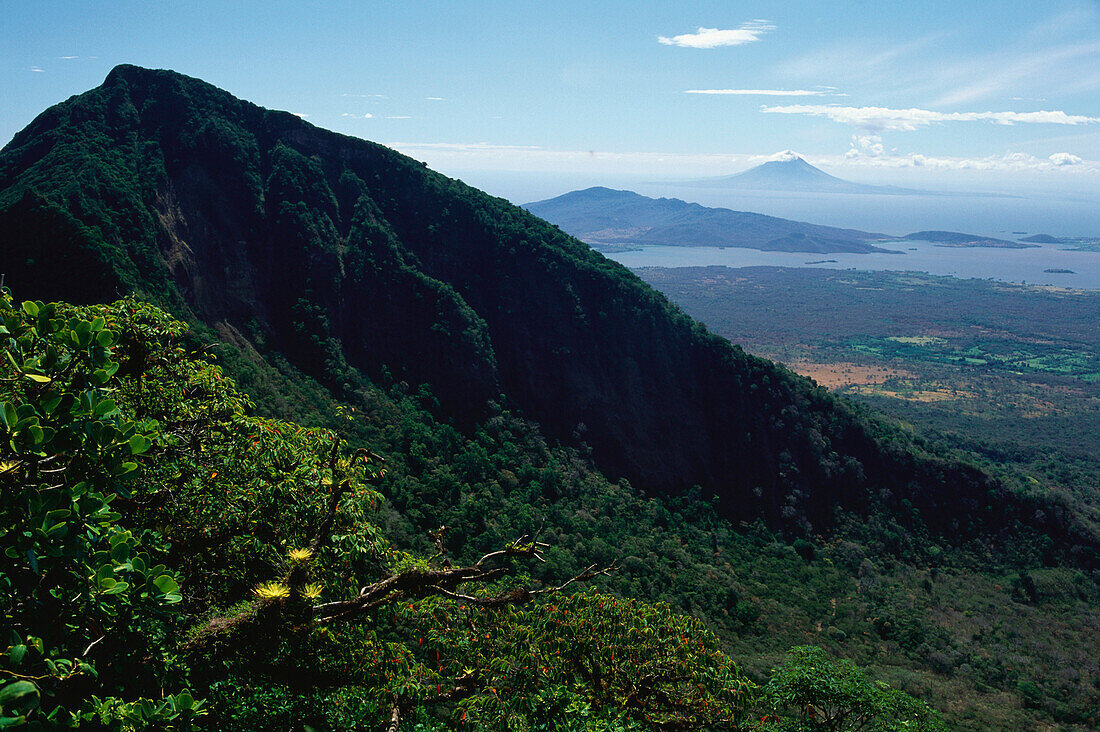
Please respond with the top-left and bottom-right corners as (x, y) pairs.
(0, 294), (199, 727)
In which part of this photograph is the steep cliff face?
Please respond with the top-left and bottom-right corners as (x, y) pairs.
(0, 65), (1078, 547)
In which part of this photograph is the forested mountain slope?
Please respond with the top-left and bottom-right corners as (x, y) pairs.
(0, 65), (1091, 559)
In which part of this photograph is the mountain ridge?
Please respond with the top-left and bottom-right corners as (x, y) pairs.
(524, 186), (894, 253)
(0, 64), (1090, 556)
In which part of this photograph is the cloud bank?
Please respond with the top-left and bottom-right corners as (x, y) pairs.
(658, 21), (773, 49)
(842, 134), (1095, 173)
(1049, 152), (1083, 166)
(762, 104), (1100, 131)
(384, 139), (1098, 179)
(686, 88), (828, 96)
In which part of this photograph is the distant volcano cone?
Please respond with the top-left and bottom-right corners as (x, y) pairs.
(688, 153), (920, 194)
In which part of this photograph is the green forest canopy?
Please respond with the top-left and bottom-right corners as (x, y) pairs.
(0, 293), (944, 729)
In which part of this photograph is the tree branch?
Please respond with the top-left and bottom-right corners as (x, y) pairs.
(311, 537), (615, 625)
(307, 446), (377, 556)
(384, 698), (401, 732)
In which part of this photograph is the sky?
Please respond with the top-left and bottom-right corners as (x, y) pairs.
(3, 0), (1100, 200)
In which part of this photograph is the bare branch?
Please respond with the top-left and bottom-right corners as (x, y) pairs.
(312, 549), (615, 624)
(428, 525), (453, 568)
(384, 698), (400, 732)
(82, 634), (105, 657)
(531, 562), (618, 596)
(311, 565), (507, 624)
(474, 535), (550, 568)
(426, 585), (534, 607)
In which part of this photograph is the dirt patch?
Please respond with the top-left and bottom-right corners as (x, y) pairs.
(784, 361), (915, 389)
(849, 386), (964, 403)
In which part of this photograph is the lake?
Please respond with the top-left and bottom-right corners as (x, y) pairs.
(603, 239), (1100, 290)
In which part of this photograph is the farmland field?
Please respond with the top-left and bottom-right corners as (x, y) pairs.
(634, 266), (1100, 510)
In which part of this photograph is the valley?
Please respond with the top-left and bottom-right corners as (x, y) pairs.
(630, 265), (1100, 729)
(634, 266), (1100, 499)
(1, 65), (1097, 731)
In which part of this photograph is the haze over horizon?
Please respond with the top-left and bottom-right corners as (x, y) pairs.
(4, 0), (1100, 200)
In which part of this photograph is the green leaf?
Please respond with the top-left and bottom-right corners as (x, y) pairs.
(20, 302), (39, 318)
(153, 575), (180, 595)
(114, 462), (139, 477)
(43, 508), (70, 525)
(102, 581), (129, 595)
(0, 680), (40, 713)
(110, 541), (131, 562)
(72, 320), (93, 349)
(23, 373), (51, 384)
(128, 435), (151, 455)
(8, 645), (26, 667)
(44, 522), (69, 539)
(0, 403), (15, 431)
(39, 394), (63, 415)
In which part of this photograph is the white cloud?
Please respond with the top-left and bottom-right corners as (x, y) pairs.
(29, 66), (44, 73)
(845, 135), (887, 158)
(341, 93), (387, 98)
(386, 115), (412, 120)
(426, 96), (446, 101)
(762, 104), (1100, 131)
(291, 112), (309, 118)
(838, 144), (1097, 173)
(768, 150), (802, 162)
(1049, 152), (1083, 166)
(658, 21), (774, 49)
(685, 88), (828, 96)
(380, 140), (1100, 179)
(341, 113), (374, 119)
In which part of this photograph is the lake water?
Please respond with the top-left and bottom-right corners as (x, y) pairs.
(631, 184), (1100, 240)
(604, 240), (1100, 290)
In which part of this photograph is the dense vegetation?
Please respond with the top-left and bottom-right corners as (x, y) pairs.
(0, 293), (953, 730)
(634, 265), (1100, 729)
(1, 66), (1097, 729)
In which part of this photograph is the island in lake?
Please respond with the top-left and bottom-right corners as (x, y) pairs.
(903, 231), (1037, 249)
(1021, 234), (1100, 252)
(1044, 268), (1076, 274)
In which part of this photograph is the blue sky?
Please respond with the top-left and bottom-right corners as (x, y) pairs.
(4, 0), (1100, 194)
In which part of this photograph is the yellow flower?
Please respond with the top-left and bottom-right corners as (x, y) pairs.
(288, 548), (313, 563)
(301, 583), (324, 599)
(252, 581), (290, 600)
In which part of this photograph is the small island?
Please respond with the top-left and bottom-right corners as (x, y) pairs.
(903, 230), (1037, 249)
(1022, 234), (1100, 252)
(1044, 268), (1076, 274)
